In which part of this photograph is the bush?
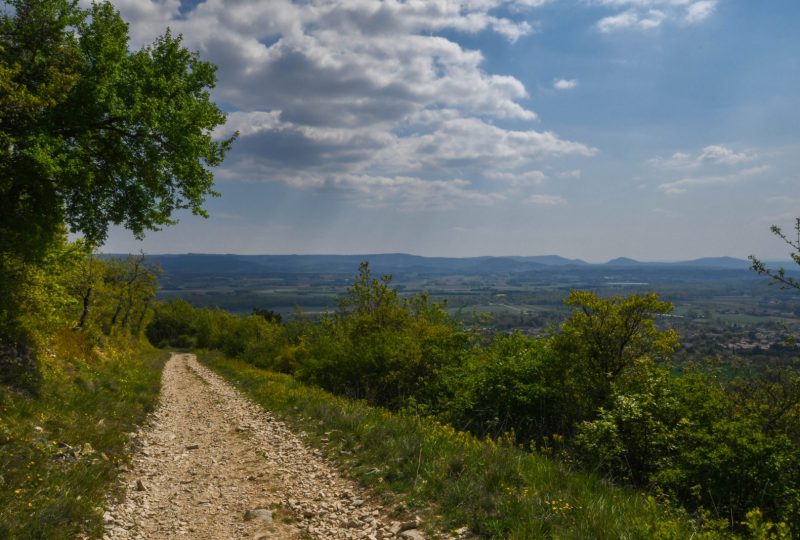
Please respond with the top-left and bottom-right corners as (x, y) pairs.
(575, 362), (800, 531)
(298, 262), (468, 410)
(439, 332), (567, 444)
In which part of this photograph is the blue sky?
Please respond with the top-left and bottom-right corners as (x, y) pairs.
(103, 0), (800, 261)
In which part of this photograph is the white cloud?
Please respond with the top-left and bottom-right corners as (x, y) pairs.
(597, 8), (666, 32)
(487, 170), (547, 185)
(658, 165), (769, 194)
(698, 145), (752, 165)
(559, 169), (582, 179)
(766, 195), (796, 204)
(512, 0), (552, 6)
(553, 78), (578, 90)
(648, 144), (757, 168)
(597, 10), (638, 32)
(110, 0), (593, 209)
(303, 174), (506, 210)
(523, 194), (567, 205)
(594, 0), (717, 32)
(685, 0), (717, 23)
(217, 113), (596, 189)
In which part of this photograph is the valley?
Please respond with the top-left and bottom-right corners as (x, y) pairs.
(147, 253), (800, 368)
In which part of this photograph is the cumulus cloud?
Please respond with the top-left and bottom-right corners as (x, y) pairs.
(697, 145), (753, 165)
(685, 0), (717, 23)
(486, 170), (547, 185)
(648, 144), (757, 168)
(553, 78), (578, 90)
(594, 0), (718, 32)
(110, 0), (592, 209)
(658, 165), (769, 195)
(652, 144), (765, 195)
(523, 194), (567, 206)
(597, 9), (666, 32)
(559, 169), (582, 179)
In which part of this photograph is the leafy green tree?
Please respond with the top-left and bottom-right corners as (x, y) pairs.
(550, 291), (679, 417)
(440, 332), (564, 443)
(146, 299), (199, 349)
(102, 254), (160, 335)
(251, 308), (283, 324)
(299, 262), (468, 409)
(0, 0), (233, 349)
(1, 0), (233, 259)
(575, 359), (800, 531)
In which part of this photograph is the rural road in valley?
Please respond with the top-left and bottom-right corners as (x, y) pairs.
(103, 353), (431, 539)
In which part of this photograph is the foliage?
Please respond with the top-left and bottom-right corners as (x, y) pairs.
(439, 332), (567, 443)
(574, 361), (800, 531)
(146, 299), (199, 349)
(0, 0), (234, 262)
(443, 292), (681, 446)
(749, 218), (800, 291)
(202, 351), (712, 540)
(298, 262), (469, 409)
(0, 0), (232, 379)
(573, 358), (681, 485)
(550, 291), (679, 417)
(252, 308), (282, 324)
(1, 238), (159, 390)
(0, 332), (167, 539)
(146, 270), (800, 534)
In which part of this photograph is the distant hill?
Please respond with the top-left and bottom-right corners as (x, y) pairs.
(515, 255), (589, 266)
(126, 253), (575, 276)
(102, 252), (758, 277)
(674, 257), (751, 269)
(604, 256), (751, 270)
(605, 257), (644, 267)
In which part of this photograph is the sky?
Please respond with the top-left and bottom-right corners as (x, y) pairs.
(101, 0), (800, 262)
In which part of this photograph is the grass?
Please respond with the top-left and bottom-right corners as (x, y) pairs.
(0, 330), (167, 539)
(201, 352), (725, 539)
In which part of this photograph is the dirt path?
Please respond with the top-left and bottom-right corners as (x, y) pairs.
(103, 353), (430, 540)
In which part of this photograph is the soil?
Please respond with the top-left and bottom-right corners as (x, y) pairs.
(103, 353), (433, 540)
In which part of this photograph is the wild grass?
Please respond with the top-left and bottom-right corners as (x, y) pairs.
(202, 352), (724, 539)
(0, 330), (167, 539)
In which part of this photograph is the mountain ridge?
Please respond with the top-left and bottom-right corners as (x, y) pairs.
(101, 253), (762, 276)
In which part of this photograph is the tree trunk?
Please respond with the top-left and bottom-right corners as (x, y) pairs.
(76, 285), (92, 330)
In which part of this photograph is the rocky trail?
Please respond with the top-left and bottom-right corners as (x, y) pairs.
(103, 353), (438, 540)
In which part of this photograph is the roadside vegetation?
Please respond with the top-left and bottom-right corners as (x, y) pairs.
(0, 335), (166, 538)
(0, 238), (166, 538)
(153, 262), (800, 537)
(204, 351), (711, 539)
(1, 1), (227, 535)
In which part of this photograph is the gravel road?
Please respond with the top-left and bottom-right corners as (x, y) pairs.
(103, 353), (433, 540)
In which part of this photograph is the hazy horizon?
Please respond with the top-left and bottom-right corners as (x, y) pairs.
(97, 250), (797, 267)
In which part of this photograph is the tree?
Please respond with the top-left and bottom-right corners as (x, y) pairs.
(102, 253), (159, 335)
(550, 291), (679, 416)
(554, 291), (678, 380)
(0, 0), (233, 342)
(299, 262), (468, 409)
(1, 0), (233, 259)
(749, 218), (800, 291)
(251, 308), (283, 325)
